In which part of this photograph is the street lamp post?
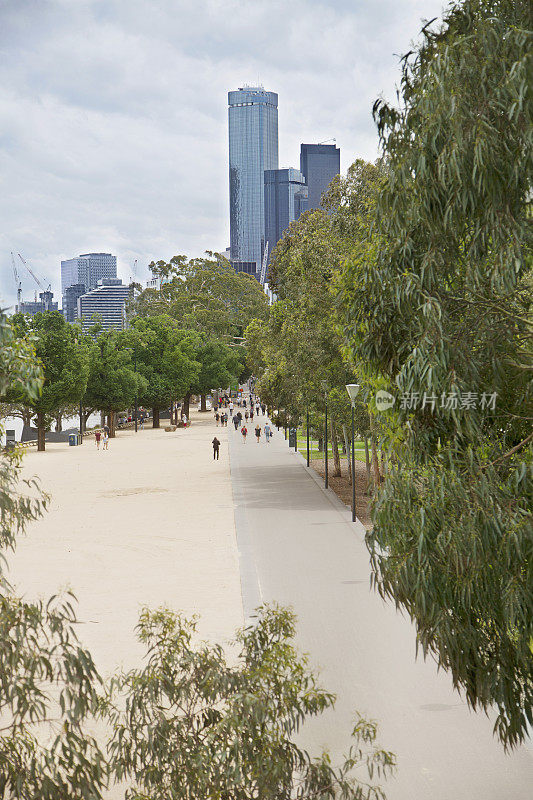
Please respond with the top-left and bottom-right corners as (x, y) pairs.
(134, 348), (138, 433)
(346, 384), (361, 523)
(321, 381), (328, 490)
(306, 406), (310, 467)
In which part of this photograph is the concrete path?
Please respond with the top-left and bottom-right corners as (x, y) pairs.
(228, 419), (533, 800)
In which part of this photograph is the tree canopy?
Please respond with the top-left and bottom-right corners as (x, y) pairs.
(337, 0), (532, 747)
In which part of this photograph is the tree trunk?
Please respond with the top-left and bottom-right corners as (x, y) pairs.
(152, 407), (160, 428)
(101, 411), (106, 428)
(364, 437), (371, 492)
(37, 410), (46, 452)
(331, 419), (341, 478)
(55, 412), (62, 432)
(107, 411), (116, 438)
(183, 393), (190, 418)
(84, 408), (93, 425)
(342, 425), (352, 485)
(369, 415), (381, 492)
(200, 394), (207, 412)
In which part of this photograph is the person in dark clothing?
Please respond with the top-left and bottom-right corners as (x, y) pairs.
(233, 415), (239, 431)
(212, 437), (220, 460)
(261, 403), (266, 415)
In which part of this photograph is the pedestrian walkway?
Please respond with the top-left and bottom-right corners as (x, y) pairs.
(228, 419), (533, 800)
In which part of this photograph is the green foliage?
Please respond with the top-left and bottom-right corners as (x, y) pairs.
(131, 254), (269, 342)
(122, 316), (200, 411)
(7, 311), (89, 418)
(246, 160), (382, 435)
(0, 308), (107, 798)
(337, 0), (532, 747)
(107, 604), (394, 799)
(84, 326), (147, 415)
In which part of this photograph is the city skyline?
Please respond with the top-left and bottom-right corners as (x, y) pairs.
(0, 0), (446, 309)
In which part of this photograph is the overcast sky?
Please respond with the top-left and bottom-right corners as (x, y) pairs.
(0, 0), (446, 308)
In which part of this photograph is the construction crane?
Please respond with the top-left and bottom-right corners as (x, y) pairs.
(18, 253), (51, 293)
(129, 258), (138, 285)
(259, 242), (269, 286)
(318, 138), (336, 144)
(11, 252), (22, 312)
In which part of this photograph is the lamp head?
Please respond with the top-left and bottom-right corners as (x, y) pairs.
(346, 383), (361, 405)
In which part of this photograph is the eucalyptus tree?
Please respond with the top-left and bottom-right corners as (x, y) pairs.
(337, 0), (532, 747)
(107, 604), (394, 799)
(131, 253), (269, 342)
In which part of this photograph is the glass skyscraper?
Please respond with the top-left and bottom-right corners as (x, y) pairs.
(264, 168), (308, 260)
(300, 144), (340, 211)
(228, 86), (278, 274)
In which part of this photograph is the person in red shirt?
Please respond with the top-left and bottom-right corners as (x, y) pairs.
(241, 425), (248, 443)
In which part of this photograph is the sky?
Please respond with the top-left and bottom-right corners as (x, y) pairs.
(0, 0), (447, 308)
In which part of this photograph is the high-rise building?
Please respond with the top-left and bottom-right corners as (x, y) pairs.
(300, 143), (340, 211)
(61, 253), (117, 311)
(264, 168), (308, 260)
(63, 284), (86, 323)
(77, 279), (130, 333)
(228, 86), (278, 275)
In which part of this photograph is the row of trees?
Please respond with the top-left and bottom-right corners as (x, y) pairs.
(248, 0), (532, 748)
(3, 254), (269, 450)
(0, 307), (395, 796)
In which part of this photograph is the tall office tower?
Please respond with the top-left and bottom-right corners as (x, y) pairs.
(61, 252), (117, 310)
(264, 168), (308, 260)
(228, 86), (278, 275)
(300, 143), (340, 211)
(77, 279), (131, 333)
(63, 283), (86, 322)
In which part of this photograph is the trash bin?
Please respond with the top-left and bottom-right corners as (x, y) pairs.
(289, 427), (297, 448)
(77, 433), (83, 445)
(68, 433), (77, 446)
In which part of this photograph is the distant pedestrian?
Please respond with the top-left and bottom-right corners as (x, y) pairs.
(245, 411), (249, 421)
(103, 431), (109, 450)
(255, 425), (261, 443)
(233, 416), (239, 431)
(250, 410), (254, 421)
(229, 402), (234, 416)
(256, 405), (260, 415)
(212, 436), (220, 460)
(140, 416), (145, 430)
(182, 413), (188, 427)
(261, 403), (266, 415)
(104, 423), (110, 435)
(264, 423), (271, 443)
(215, 412), (220, 427)
(95, 430), (101, 449)
(241, 425), (248, 443)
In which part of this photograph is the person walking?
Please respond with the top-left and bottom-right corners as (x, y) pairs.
(233, 415), (239, 431)
(245, 411), (249, 421)
(229, 401), (234, 417)
(255, 424), (261, 443)
(250, 409), (254, 422)
(264, 423), (272, 443)
(215, 412), (220, 427)
(261, 403), (266, 415)
(241, 425), (248, 444)
(256, 404), (260, 415)
(95, 430), (101, 450)
(212, 436), (220, 460)
(103, 430), (109, 450)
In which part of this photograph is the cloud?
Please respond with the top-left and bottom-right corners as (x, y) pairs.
(0, 0), (445, 308)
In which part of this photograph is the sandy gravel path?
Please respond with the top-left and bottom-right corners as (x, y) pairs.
(9, 409), (243, 677)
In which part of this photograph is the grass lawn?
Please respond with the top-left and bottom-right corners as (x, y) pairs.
(290, 433), (367, 462)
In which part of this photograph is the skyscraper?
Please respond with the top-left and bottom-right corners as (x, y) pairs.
(228, 86), (278, 275)
(300, 144), (340, 211)
(61, 252), (117, 312)
(264, 168), (308, 260)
